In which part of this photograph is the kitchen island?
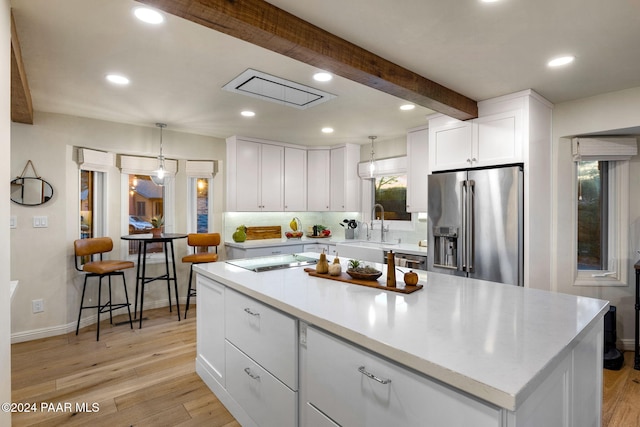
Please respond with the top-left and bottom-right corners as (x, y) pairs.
(194, 254), (608, 426)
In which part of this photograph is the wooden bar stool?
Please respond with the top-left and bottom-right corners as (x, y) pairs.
(182, 233), (220, 318)
(74, 237), (134, 340)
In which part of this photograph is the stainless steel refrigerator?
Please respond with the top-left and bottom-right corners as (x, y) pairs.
(427, 165), (523, 286)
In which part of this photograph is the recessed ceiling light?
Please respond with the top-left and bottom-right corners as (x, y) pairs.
(134, 7), (164, 24)
(548, 55), (575, 67)
(313, 72), (333, 82)
(105, 74), (130, 85)
(400, 104), (415, 111)
(321, 127), (334, 134)
(241, 110), (255, 117)
(480, 0), (500, 3)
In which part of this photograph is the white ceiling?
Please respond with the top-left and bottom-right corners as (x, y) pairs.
(10, 0), (640, 145)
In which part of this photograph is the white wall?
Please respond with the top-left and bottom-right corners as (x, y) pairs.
(10, 112), (225, 341)
(552, 86), (640, 348)
(1, 0), (13, 424)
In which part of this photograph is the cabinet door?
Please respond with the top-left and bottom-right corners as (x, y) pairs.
(307, 150), (330, 211)
(305, 326), (501, 427)
(196, 275), (225, 386)
(406, 128), (429, 212)
(284, 147), (307, 211)
(235, 140), (261, 211)
(260, 144), (284, 211)
(429, 120), (473, 171)
(330, 147), (346, 211)
(474, 110), (522, 166)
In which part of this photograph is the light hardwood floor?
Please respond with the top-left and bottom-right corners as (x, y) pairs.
(10, 306), (640, 426)
(11, 306), (240, 427)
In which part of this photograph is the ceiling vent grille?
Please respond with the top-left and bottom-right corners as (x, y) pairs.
(223, 69), (336, 109)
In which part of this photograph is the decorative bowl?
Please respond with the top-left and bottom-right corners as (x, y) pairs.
(346, 269), (382, 281)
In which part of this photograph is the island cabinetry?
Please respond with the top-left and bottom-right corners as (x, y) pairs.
(196, 275), (225, 387)
(196, 276), (299, 427)
(284, 147), (307, 211)
(227, 137), (284, 211)
(307, 149), (331, 211)
(302, 325), (501, 427)
(406, 126), (429, 212)
(224, 289), (298, 427)
(330, 144), (360, 212)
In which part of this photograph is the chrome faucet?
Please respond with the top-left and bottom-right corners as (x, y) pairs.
(362, 222), (371, 241)
(372, 203), (386, 242)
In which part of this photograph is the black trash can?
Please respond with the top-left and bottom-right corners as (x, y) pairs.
(604, 305), (624, 370)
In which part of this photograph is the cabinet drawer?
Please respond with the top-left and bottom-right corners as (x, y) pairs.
(225, 289), (298, 390)
(306, 327), (501, 427)
(306, 402), (340, 427)
(226, 341), (297, 427)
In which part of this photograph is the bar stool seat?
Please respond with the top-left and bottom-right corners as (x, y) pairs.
(74, 237), (134, 341)
(182, 233), (220, 318)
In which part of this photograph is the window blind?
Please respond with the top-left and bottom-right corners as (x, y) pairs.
(572, 137), (637, 161)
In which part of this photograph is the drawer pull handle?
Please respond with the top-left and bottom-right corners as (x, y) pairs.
(358, 366), (391, 385)
(244, 308), (260, 317)
(244, 367), (260, 380)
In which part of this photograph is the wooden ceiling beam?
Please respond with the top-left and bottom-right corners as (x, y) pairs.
(135, 0), (477, 120)
(11, 10), (34, 125)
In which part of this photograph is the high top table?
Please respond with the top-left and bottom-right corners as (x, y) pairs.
(121, 233), (187, 328)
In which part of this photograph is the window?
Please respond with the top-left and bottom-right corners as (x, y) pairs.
(373, 175), (410, 221)
(79, 170), (105, 239)
(127, 174), (164, 254)
(185, 160), (217, 234)
(76, 148), (112, 240)
(120, 154), (177, 259)
(571, 136), (635, 286)
(188, 177), (212, 233)
(577, 161), (608, 270)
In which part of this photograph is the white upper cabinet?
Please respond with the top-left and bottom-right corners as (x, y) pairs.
(330, 144), (360, 212)
(307, 149), (331, 211)
(227, 137), (361, 213)
(406, 127), (429, 213)
(284, 147), (307, 211)
(226, 137), (284, 211)
(429, 107), (523, 172)
(429, 118), (474, 171)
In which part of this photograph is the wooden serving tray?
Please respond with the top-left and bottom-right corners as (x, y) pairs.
(304, 268), (423, 294)
(246, 226), (281, 240)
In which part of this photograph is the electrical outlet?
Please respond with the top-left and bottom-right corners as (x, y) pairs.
(32, 299), (44, 313)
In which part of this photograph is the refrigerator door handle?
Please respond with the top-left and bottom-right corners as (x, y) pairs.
(467, 180), (475, 273)
(461, 180), (467, 272)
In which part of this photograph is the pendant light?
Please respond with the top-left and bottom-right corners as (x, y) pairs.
(368, 136), (377, 177)
(151, 123), (167, 186)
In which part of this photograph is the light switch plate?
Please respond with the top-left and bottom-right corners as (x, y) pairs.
(10, 216), (16, 229)
(33, 216), (48, 228)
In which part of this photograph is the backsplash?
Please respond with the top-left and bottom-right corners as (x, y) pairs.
(223, 211), (428, 244)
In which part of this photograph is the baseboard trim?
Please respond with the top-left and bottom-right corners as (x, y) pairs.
(11, 297), (190, 343)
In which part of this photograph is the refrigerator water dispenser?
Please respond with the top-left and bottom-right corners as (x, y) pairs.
(433, 226), (458, 269)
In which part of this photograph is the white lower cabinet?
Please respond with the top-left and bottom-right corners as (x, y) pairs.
(226, 341), (297, 427)
(304, 326), (501, 427)
(225, 289), (298, 389)
(196, 275), (225, 386)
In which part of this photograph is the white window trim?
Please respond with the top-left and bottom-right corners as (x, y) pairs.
(573, 160), (629, 287)
(186, 160), (217, 236)
(76, 148), (112, 239)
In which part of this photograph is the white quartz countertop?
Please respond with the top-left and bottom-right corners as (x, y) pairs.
(194, 254), (608, 411)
